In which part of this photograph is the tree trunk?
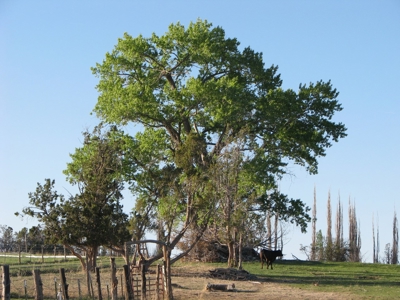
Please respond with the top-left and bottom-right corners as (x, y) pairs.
(227, 241), (234, 268)
(163, 245), (173, 300)
(238, 232), (243, 270)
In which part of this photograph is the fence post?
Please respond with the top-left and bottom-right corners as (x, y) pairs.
(141, 264), (146, 300)
(77, 279), (82, 300)
(24, 279), (27, 300)
(33, 269), (43, 300)
(147, 276), (150, 300)
(110, 257), (118, 300)
(155, 265), (160, 300)
(123, 264), (134, 300)
(2, 265), (11, 300)
(59, 268), (69, 300)
(120, 274), (124, 298)
(96, 267), (103, 300)
(54, 278), (58, 299)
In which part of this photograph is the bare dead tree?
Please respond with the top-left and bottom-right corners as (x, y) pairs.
(384, 243), (391, 264)
(391, 210), (398, 265)
(310, 186), (317, 261)
(348, 199), (361, 262)
(334, 196), (345, 261)
(377, 215), (380, 263)
(372, 214), (377, 263)
(326, 191), (333, 261)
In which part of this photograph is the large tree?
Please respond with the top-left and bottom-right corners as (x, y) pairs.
(91, 20), (347, 264)
(18, 125), (131, 271)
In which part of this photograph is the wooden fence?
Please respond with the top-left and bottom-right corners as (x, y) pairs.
(0, 260), (165, 300)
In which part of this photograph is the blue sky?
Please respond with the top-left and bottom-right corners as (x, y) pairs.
(1, 1), (399, 262)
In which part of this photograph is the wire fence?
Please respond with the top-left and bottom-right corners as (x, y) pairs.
(0, 255), (164, 299)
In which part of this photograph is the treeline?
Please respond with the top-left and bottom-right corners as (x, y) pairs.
(0, 224), (45, 253)
(301, 188), (399, 264)
(0, 224), (122, 257)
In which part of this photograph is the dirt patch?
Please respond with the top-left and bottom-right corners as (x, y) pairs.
(171, 265), (361, 300)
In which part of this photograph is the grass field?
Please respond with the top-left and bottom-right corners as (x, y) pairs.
(248, 259), (400, 298)
(1, 254), (400, 299)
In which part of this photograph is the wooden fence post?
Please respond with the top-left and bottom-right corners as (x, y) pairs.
(110, 257), (118, 300)
(141, 264), (146, 300)
(33, 269), (43, 300)
(24, 280), (27, 300)
(77, 279), (82, 300)
(123, 265), (134, 300)
(96, 267), (103, 300)
(54, 278), (58, 299)
(2, 265), (11, 300)
(120, 274), (124, 298)
(59, 268), (69, 300)
(155, 265), (160, 300)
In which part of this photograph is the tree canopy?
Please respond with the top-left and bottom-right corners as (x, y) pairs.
(91, 19), (346, 245)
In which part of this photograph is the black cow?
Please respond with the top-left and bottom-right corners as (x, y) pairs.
(260, 249), (283, 270)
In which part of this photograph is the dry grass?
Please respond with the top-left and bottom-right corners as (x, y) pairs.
(171, 263), (361, 300)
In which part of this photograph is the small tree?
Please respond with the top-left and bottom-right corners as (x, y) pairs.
(0, 225), (15, 252)
(18, 125), (131, 271)
(316, 230), (325, 261)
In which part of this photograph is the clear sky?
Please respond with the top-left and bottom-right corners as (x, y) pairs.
(1, 1), (399, 263)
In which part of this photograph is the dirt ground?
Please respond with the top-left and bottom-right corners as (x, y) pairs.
(171, 265), (361, 300)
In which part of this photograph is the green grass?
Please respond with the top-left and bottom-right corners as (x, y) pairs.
(0, 253), (126, 275)
(243, 259), (400, 299)
(2, 255), (400, 299)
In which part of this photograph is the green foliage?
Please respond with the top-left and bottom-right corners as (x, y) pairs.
(91, 19), (347, 255)
(18, 125), (131, 270)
